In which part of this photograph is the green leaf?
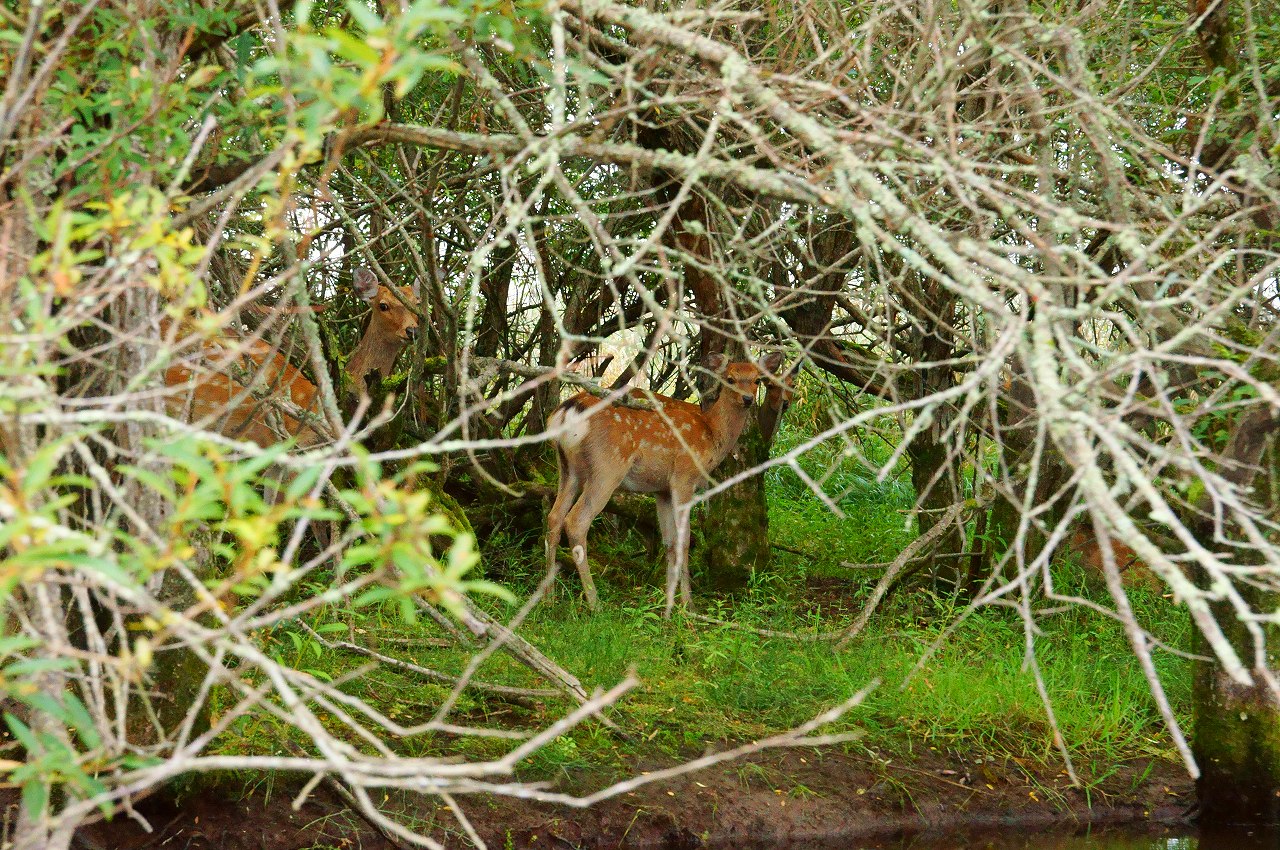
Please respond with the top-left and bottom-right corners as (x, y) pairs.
(233, 441), (290, 480)
(343, 543), (384, 568)
(406, 0), (465, 26)
(62, 692), (103, 751)
(60, 553), (141, 593)
(463, 579), (515, 604)
(21, 779), (48, 820)
(231, 576), (269, 597)
(5, 715), (41, 754)
(4, 657), (77, 680)
(295, 0), (316, 27)
(0, 636), (40, 658)
(19, 435), (74, 499)
(117, 464), (176, 503)
(284, 463), (326, 499)
(19, 693), (71, 728)
(353, 586), (395, 607)
(346, 0), (384, 33)
(446, 533), (479, 576)
(398, 596), (417, 623)
(566, 59), (610, 87)
(119, 754), (164, 770)
(324, 27), (381, 65)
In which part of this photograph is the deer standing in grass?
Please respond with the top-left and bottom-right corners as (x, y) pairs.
(546, 351), (784, 617)
(163, 268), (419, 446)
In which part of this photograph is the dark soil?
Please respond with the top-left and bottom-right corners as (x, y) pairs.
(74, 746), (1193, 849)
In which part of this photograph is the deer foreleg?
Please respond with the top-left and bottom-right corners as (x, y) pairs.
(655, 493), (676, 563)
(678, 548), (692, 606)
(663, 555), (679, 620)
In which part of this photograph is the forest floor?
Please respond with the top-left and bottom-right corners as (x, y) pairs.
(80, 440), (1199, 849)
(80, 739), (1192, 849)
(78, 560), (1197, 849)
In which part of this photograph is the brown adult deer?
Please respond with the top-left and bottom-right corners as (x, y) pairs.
(546, 351), (785, 617)
(163, 268), (419, 446)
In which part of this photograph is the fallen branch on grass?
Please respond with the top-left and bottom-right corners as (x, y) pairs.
(836, 492), (994, 649)
(298, 622), (560, 700)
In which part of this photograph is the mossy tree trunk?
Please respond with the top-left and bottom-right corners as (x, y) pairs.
(907, 430), (967, 593)
(1181, 1), (1280, 822)
(981, 373), (1071, 596)
(698, 376), (790, 593)
(1194, 606), (1280, 823)
(97, 284), (215, 751)
(1192, 408), (1280, 824)
(699, 419), (772, 593)
(146, 566), (213, 745)
(901, 306), (968, 595)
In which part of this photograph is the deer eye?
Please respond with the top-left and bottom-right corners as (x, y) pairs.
(378, 302), (390, 312)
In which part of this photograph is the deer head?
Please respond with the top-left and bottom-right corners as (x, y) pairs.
(698, 351), (786, 461)
(346, 267), (420, 393)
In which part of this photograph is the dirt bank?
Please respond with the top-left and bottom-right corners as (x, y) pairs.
(75, 747), (1192, 849)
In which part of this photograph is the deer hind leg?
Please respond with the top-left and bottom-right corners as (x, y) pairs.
(655, 493), (680, 618)
(562, 462), (629, 611)
(545, 447), (582, 601)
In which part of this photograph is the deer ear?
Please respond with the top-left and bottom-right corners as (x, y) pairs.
(702, 353), (727, 374)
(353, 268), (380, 302)
(760, 351), (784, 375)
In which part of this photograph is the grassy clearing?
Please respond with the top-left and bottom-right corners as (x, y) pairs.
(217, 517), (1187, 798)
(225, 574), (1189, 798)
(212, 421), (1193, 799)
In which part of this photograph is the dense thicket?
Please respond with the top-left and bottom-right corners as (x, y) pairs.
(1, 0), (1277, 845)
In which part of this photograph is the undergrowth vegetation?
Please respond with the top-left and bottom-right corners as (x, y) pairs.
(214, 404), (1193, 800)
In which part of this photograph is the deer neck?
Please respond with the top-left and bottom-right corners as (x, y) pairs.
(702, 391), (753, 468)
(345, 324), (404, 392)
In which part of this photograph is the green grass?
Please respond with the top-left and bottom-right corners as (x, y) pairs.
(767, 408), (915, 565)
(209, 410), (1194, 797)
(222, 560), (1191, 794)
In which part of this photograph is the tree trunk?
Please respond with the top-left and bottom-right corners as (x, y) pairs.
(697, 365), (791, 591)
(907, 432), (966, 593)
(1194, 619), (1280, 823)
(901, 279), (965, 595)
(982, 373), (1071, 594)
(698, 417), (772, 592)
(146, 567), (214, 744)
(1192, 409), (1280, 824)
